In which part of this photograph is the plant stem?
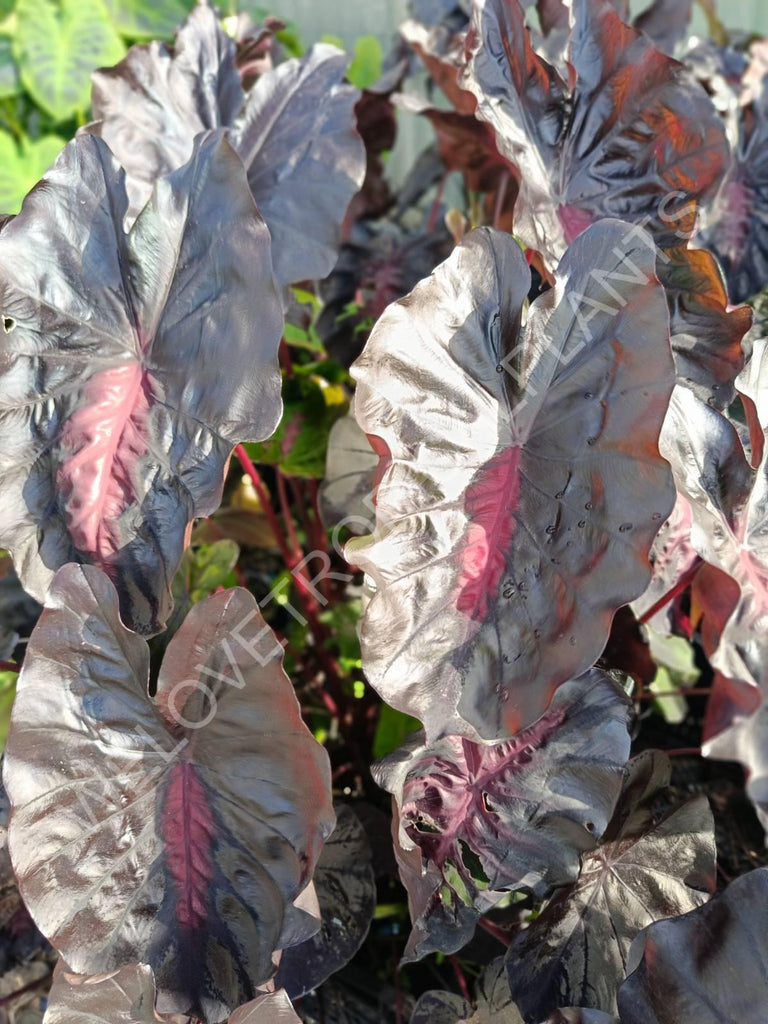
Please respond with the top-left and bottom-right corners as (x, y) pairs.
(492, 170), (511, 229)
(426, 172), (448, 233)
(449, 955), (471, 1002)
(0, 660), (19, 672)
(478, 917), (512, 947)
(638, 557), (702, 625)
(665, 747), (702, 757)
(234, 445), (289, 559)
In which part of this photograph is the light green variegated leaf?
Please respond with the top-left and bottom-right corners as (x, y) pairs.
(14, 0), (125, 122)
(0, 132), (66, 213)
(0, 39), (19, 99)
(104, 0), (194, 39)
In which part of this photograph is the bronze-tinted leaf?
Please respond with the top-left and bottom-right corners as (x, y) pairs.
(0, 131), (282, 636)
(462, 0), (728, 270)
(376, 671), (632, 960)
(619, 868), (768, 1024)
(276, 804), (376, 999)
(349, 220), (674, 740)
(503, 754), (716, 1020)
(319, 413), (378, 535)
(3, 565), (334, 1022)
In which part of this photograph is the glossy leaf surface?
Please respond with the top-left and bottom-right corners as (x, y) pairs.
(3, 565), (334, 1022)
(45, 962), (302, 1023)
(0, 131), (283, 635)
(661, 385), (768, 694)
(88, 6), (365, 284)
(619, 868), (768, 1024)
(277, 804), (376, 999)
(376, 671), (632, 960)
(462, 0), (728, 270)
(701, 82), (768, 303)
(349, 220), (674, 740)
(503, 753), (716, 1020)
(44, 963), (160, 1023)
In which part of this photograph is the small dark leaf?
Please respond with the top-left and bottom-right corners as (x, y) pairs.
(0, 131), (282, 636)
(376, 672), (632, 961)
(619, 868), (768, 1024)
(350, 221), (674, 740)
(277, 805), (376, 999)
(3, 565), (334, 1022)
(504, 754), (716, 1020)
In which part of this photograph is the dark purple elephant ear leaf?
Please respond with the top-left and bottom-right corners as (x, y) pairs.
(44, 962), (160, 1023)
(504, 753), (716, 1020)
(230, 43), (366, 286)
(0, 130), (283, 635)
(375, 671), (632, 961)
(701, 84), (768, 303)
(87, 1), (244, 222)
(618, 868), (768, 1024)
(86, 4), (366, 287)
(276, 804), (376, 999)
(2, 564), (334, 1023)
(349, 220), (674, 741)
(462, 0), (728, 270)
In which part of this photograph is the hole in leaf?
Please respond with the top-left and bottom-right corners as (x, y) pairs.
(3, 316), (15, 333)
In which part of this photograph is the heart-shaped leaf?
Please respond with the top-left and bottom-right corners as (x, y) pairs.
(503, 753), (716, 1020)
(0, 130), (283, 635)
(3, 564), (334, 1022)
(349, 220), (675, 740)
(619, 868), (768, 1024)
(87, 6), (365, 284)
(462, 0), (728, 270)
(0, 133), (66, 214)
(276, 804), (376, 999)
(14, 0), (125, 122)
(375, 671), (632, 960)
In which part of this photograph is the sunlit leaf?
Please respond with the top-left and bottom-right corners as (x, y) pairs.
(375, 671), (632, 960)
(103, 0), (194, 40)
(3, 564), (334, 1021)
(14, 0), (125, 122)
(0, 131), (283, 635)
(349, 221), (674, 740)
(0, 133), (66, 214)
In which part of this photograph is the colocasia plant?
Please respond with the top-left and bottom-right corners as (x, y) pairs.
(1, 0), (768, 1022)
